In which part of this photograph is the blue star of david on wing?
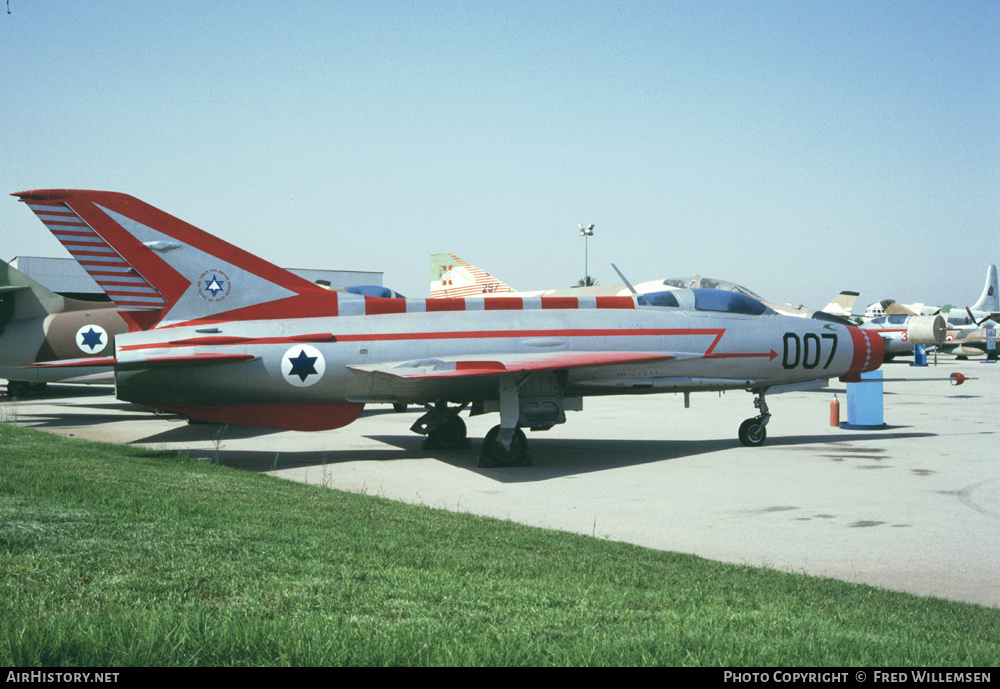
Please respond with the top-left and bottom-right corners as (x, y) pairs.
(287, 349), (319, 382)
(204, 274), (225, 297)
(79, 327), (104, 351)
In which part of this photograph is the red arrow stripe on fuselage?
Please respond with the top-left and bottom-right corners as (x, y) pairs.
(334, 328), (722, 342)
(705, 349), (779, 360)
(117, 327), (778, 360)
(121, 328), (724, 351)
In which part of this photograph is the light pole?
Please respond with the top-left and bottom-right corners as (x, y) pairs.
(578, 223), (594, 283)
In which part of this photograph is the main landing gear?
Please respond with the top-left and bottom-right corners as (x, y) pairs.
(412, 371), (543, 467)
(478, 425), (530, 468)
(738, 388), (770, 447)
(410, 400), (532, 466)
(4, 381), (48, 398)
(410, 401), (471, 450)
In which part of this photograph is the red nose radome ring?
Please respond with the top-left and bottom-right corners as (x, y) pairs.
(840, 326), (885, 382)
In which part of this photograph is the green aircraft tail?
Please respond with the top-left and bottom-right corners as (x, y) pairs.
(0, 259), (68, 321)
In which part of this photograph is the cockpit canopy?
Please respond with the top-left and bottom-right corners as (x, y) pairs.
(637, 288), (769, 315)
(636, 291), (679, 308)
(870, 314), (910, 326)
(692, 288), (768, 315)
(659, 276), (767, 302)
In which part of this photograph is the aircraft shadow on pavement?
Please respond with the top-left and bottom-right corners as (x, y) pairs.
(11, 407), (173, 430)
(8, 404), (284, 442)
(133, 423), (284, 444)
(204, 429), (938, 484)
(3, 385), (114, 401)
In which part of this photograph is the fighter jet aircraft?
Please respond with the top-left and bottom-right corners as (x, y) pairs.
(16, 189), (884, 465)
(0, 259), (160, 394)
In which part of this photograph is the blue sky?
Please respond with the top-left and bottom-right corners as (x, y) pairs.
(2, 1), (997, 311)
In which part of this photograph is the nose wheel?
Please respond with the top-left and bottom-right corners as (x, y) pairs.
(738, 389), (770, 447)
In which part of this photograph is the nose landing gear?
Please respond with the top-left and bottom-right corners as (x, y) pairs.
(738, 388), (770, 447)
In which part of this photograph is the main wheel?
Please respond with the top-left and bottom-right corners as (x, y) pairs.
(426, 415), (468, 449)
(5, 381), (30, 398)
(738, 418), (767, 447)
(478, 426), (529, 467)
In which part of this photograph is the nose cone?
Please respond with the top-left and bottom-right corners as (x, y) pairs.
(840, 326), (885, 382)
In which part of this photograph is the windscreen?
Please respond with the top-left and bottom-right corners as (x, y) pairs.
(692, 288), (767, 315)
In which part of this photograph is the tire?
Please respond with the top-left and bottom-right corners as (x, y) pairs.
(480, 426), (529, 466)
(738, 418), (767, 447)
(428, 415), (467, 449)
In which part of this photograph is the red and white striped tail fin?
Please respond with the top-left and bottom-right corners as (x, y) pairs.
(20, 198), (168, 310)
(430, 252), (514, 298)
(14, 189), (335, 326)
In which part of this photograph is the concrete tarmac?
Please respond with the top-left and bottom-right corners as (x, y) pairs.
(4, 357), (998, 608)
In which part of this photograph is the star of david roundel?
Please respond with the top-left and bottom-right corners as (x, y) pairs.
(75, 324), (109, 354)
(281, 345), (326, 387)
(197, 269), (232, 302)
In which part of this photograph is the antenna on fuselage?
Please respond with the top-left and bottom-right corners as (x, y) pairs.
(611, 263), (639, 296)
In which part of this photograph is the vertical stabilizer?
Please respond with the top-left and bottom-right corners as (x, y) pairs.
(0, 260), (68, 319)
(971, 265), (999, 314)
(430, 253), (514, 298)
(14, 190), (336, 325)
(821, 291), (860, 318)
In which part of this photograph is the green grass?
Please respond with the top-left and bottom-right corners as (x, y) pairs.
(1, 422), (997, 666)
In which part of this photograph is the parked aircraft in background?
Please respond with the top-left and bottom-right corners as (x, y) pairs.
(431, 253), (514, 298)
(863, 265), (999, 323)
(16, 189), (885, 464)
(936, 265), (1000, 329)
(937, 326), (995, 359)
(431, 253), (858, 324)
(859, 313), (946, 361)
(858, 265), (998, 359)
(820, 291), (859, 319)
(862, 300), (920, 319)
(0, 260), (160, 394)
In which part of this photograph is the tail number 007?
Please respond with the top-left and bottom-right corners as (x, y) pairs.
(782, 333), (838, 370)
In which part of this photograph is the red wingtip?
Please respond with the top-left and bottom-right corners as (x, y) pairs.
(951, 372), (967, 386)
